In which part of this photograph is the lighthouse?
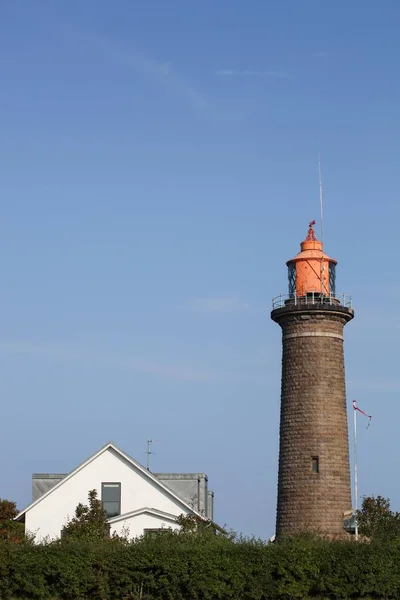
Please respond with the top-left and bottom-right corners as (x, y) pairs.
(271, 221), (354, 538)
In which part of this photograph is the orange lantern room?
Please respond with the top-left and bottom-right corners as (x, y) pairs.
(287, 221), (337, 299)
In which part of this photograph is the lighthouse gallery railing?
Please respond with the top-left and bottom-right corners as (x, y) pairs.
(272, 292), (353, 310)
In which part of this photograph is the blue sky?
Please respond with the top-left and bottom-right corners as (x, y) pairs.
(1, 0), (399, 538)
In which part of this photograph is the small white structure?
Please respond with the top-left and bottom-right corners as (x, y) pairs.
(16, 442), (215, 542)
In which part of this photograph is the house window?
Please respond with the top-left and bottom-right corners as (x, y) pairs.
(143, 528), (169, 538)
(311, 457), (319, 474)
(101, 483), (121, 518)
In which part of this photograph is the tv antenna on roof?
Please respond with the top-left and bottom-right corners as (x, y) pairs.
(146, 439), (160, 471)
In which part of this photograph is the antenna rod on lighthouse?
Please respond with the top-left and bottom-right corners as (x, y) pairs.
(318, 151), (327, 295)
(318, 153), (324, 250)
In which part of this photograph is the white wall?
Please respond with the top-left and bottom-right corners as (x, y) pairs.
(25, 447), (190, 542)
(111, 512), (180, 538)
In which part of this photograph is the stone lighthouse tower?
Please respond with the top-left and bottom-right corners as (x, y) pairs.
(271, 221), (354, 538)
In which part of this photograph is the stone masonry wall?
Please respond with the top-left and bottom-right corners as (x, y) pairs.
(272, 306), (353, 538)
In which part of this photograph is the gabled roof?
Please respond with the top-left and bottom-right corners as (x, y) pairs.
(15, 442), (207, 522)
(108, 507), (179, 525)
(109, 507), (225, 534)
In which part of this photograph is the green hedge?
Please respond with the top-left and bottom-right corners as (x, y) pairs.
(1, 534), (400, 599)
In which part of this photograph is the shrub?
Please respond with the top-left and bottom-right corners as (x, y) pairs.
(2, 533), (400, 599)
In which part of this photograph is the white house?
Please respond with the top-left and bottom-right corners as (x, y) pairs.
(15, 442), (216, 542)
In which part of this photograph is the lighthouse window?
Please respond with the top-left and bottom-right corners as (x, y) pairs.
(288, 262), (296, 298)
(329, 263), (336, 296)
(311, 457), (319, 473)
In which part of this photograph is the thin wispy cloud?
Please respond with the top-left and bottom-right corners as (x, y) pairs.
(348, 376), (400, 394)
(69, 28), (208, 114)
(61, 25), (271, 122)
(0, 340), (273, 387)
(0, 341), (218, 382)
(216, 69), (289, 79)
(187, 296), (251, 314)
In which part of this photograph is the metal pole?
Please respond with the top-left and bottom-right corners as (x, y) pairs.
(318, 152), (330, 298)
(354, 406), (359, 541)
(318, 153), (324, 252)
(146, 439), (152, 471)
